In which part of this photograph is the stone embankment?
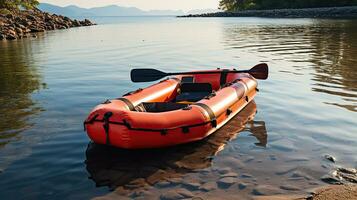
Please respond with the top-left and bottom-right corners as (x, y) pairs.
(0, 8), (95, 40)
(179, 6), (357, 18)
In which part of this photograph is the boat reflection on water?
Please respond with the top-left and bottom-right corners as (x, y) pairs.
(85, 101), (267, 191)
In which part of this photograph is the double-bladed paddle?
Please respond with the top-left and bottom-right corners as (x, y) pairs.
(131, 63), (268, 82)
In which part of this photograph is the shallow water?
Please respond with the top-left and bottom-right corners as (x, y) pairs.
(0, 17), (356, 199)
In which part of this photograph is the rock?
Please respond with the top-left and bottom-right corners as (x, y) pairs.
(160, 188), (193, 200)
(169, 177), (183, 184)
(217, 167), (231, 174)
(321, 172), (342, 185)
(252, 185), (283, 195)
(217, 177), (236, 188)
(160, 191), (184, 200)
(200, 182), (217, 192)
(324, 155), (336, 163)
(156, 181), (171, 188)
(238, 182), (248, 190)
(15, 27), (23, 34)
(0, 9), (95, 41)
(6, 13), (13, 19)
(6, 30), (17, 40)
(280, 185), (300, 191)
(338, 167), (357, 175)
(221, 172), (238, 178)
(26, 15), (36, 21)
(240, 173), (253, 178)
(182, 181), (200, 190)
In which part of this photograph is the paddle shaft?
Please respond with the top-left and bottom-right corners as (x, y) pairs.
(166, 70), (249, 76)
(130, 63), (268, 82)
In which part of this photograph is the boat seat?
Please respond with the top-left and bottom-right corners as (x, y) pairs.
(175, 83), (213, 103)
(135, 102), (189, 113)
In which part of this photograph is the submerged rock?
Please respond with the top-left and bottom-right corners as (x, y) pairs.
(321, 167), (357, 184)
(199, 182), (217, 192)
(217, 177), (236, 188)
(160, 188), (193, 200)
(324, 154), (337, 163)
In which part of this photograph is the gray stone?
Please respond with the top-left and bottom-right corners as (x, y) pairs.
(160, 189), (193, 200)
(156, 181), (171, 188)
(338, 167), (356, 175)
(182, 181), (200, 190)
(199, 182), (217, 192)
(221, 172), (238, 178)
(217, 177), (236, 188)
(240, 173), (253, 178)
(238, 182), (248, 190)
(160, 191), (184, 200)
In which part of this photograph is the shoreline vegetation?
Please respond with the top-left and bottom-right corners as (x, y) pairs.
(0, 8), (95, 41)
(178, 6), (357, 18)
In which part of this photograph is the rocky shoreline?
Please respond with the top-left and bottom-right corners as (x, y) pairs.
(179, 6), (357, 18)
(0, 8), (95, 41)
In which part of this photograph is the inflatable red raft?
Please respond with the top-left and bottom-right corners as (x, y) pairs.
(84, 64), (268, 149)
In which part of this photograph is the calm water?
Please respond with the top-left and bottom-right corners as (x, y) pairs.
(0, 17), (356, 199)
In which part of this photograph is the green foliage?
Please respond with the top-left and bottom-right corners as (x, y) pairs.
(219, 0), (357, 11)
(0, 0), (39, 10)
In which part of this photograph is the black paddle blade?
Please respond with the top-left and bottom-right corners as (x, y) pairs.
(130, 68), (168, 82)
(248, 63), (269, 80)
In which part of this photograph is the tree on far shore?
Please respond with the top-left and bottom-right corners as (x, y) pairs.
(0, 0), (39, 10)
(219, 0), (357, 11)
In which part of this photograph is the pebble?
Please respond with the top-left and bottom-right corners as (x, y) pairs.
(169, 177), (183, 184)
(182, 181), (201, 190)
(160, 188), (193, 200)
(156, 181), (171, 188)
(217, 167), (232, 174)
(199, 182), (217, 192)
(238, 182), (248, 190)
(221, 172), (238, 178)
(240, 173), (253, 178)
(217, 177), (236, 188)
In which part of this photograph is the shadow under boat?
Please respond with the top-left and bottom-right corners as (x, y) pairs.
(85, 101), (267, 191)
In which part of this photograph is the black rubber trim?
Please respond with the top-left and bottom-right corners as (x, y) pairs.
(220, 69), (229, 87)
(86, 119), (211, 133)
(116, 97), (135, 111)
(194, 103), (217, 127)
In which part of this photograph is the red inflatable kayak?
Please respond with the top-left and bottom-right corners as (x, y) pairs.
(84, 64), (268, 149)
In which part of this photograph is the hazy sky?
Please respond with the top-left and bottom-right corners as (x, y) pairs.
(40, 0), (220, 11)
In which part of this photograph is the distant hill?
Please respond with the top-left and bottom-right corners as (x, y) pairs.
(38, 3), (186, 16)
(38, 3), (218, 16)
